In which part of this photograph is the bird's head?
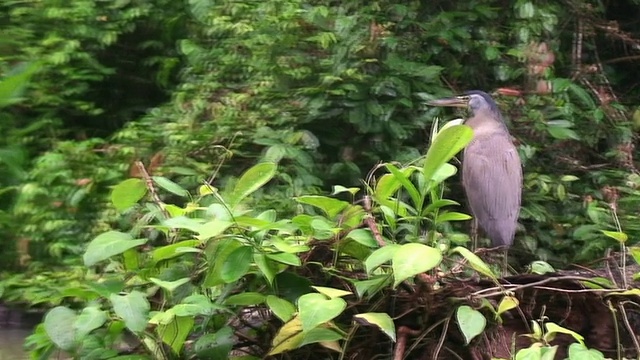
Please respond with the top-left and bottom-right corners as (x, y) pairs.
(427, 90), (502, 121)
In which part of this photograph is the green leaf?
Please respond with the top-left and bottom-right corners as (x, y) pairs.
(600, 230), (628, 243)
(109, 291), (150, 333)
(451, 247), (496, 279)
(267, 295), (296, 322)
(300, 327), (344, 347)
(152, 240), (201, 263)
(352, 276), (391, 298)
(547, 126), (580, 140)
(221, 246), (253, 283)
(163, 216), (202, 232)
(423, 125), (473, 186)
(149, 277), (190, 292)
(194, 326), (234, 359)
(630, 247), (640, 266)
(83, 231), (148, 267)
(530, 260), (555, 275)
(74, 306), (107, 339)
(435, 211), (472, 223)
(157, 316), (194, 355)
(197, 219), (233, 241)
(295, 195), (349, 218)
(385, 163), (421, 208)
(392, 243), (442, 287)
(332, 185), (360, 195)
(353, 312), (396, 342)
(267, 252), (302, 266)
(298, 293), (346, 332)
(496, 296), (519, 318)
(312, 286), (352, 299)
(204, 239), (243, 287)
(456, 305), (486, 344)
(152, 176), (189, 197)
(567, 343), (605, 360)
(254, 253), (278, 285)
(544, 322), (584, 345)
(227, 162), (277, 209)
(224, 292), (266, 306)
(431, 163), (458, 185)
(346, 229), (377, 248)
(0, 62), (40, 108)
(111, 178), (147, 211)
(365, 244), (400, 274)
(44, 306), (77, 351)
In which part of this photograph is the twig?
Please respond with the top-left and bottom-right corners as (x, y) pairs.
(431, 314), (451, 360)
(619, 302), (640, 357)
(135, 161), (170, 220)
(363, 195), (387, 247)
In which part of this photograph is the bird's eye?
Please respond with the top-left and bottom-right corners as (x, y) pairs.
(457, 96), (470, 102)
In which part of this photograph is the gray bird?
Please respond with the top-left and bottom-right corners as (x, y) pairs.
(428, 91), (522, 261)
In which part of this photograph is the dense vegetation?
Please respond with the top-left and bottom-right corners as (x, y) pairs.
(1, 0), (640, 358)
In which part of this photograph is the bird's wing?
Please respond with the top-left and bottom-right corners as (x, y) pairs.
(462, 134), (523, 246)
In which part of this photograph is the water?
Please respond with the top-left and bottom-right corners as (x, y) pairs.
(0, 329), (29, 360)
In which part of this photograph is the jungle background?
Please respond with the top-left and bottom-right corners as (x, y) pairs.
(2, 0), (640, 358)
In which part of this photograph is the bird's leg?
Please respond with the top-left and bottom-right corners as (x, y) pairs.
(471, 218), (478, 251)
(501, 248), (509, 277)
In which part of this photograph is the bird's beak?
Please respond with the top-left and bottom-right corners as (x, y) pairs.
(426, 96), (469, 108)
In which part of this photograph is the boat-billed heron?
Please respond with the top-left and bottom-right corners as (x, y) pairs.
(428, 91), (522, 261)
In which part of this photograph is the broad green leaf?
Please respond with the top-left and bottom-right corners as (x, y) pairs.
(365, 244), (400, 274)
(352, 276), (391, 298)
(270, 237), (310, 253)
(197, 219), (233, 241)
(109, 291), (150, 333)
(600, 230), (627, 243)
(530, 260), (555, 275)
(152, 240), (201, 263)
(423, 125), (473, 185)
(295, 195), (349, 218)
(83, 231), (148, 267)
(567, 343), (605, 360)
(269, 316), (304, 355)
(224, 292), (266, 306)
(544, 322), (584, 344)
(267, 252), (302, 266)
(254, 253), (278, 285)
(456, 305), (486, 344)
(163, 216), (202, 232)
(385, 163), (421, 209)
(547, 126), (580, 140)
(435, 211), (472, 223)
(221, 246), (253, 283)
(149, 277), (190, 292)
(312, 286), (352, 299)
(157, 316), (194, 355)
(204, 238), (243, 287)
(152, 176), (189, 197)
(346, 229), (377, 248)
(451, 247), (496, 279)
(267, 295), (296, 322)
(44, 306), (77, 351)
(111, 178), (147, 211)
(74, 306), (107, 339)
(300, 327), (344, 347)
(374, 168), (416, 202)
(431, 163), (458, 185)
(353, 312), (396, 342)
(392, 243), (442, 287)
(496, 296), (519, 318)
(298, 293), (346, 332)
(194, 326), (234, 359)
(227, 162), (277, 209)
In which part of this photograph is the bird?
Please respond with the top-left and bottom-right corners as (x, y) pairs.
(427, 90), (522, 270)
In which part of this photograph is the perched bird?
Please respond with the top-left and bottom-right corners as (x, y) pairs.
(428, 91), (522, 265)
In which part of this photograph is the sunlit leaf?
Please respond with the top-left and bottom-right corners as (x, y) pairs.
(74, 306), (107, 339)
(312, 286), (352, 299)
(392, 243), (442, 287)
(111, 178), (147, 211)
(152, 176), (189, 197)
(451, 247), (496, 279)
(496, 296), (519, 318)
(227, 162), (277, 209)
(365, 244), (400, 274)
(295, 195), (349, 218)
(353, 312), (396, 342)
(456, 305), (486, 344)
(298, 293), (346, 332)
(423, 125), (473, 186)
(567, 343), (606, 360)
(269, 316), (304, 355)
(109, 291), (150, 333)
(83, 231), (147, 267)
(157, 316), (194, 355)
(600, 230), (627, 244)
(267, 295), (296, 322)
(44, 306), (77, 351)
